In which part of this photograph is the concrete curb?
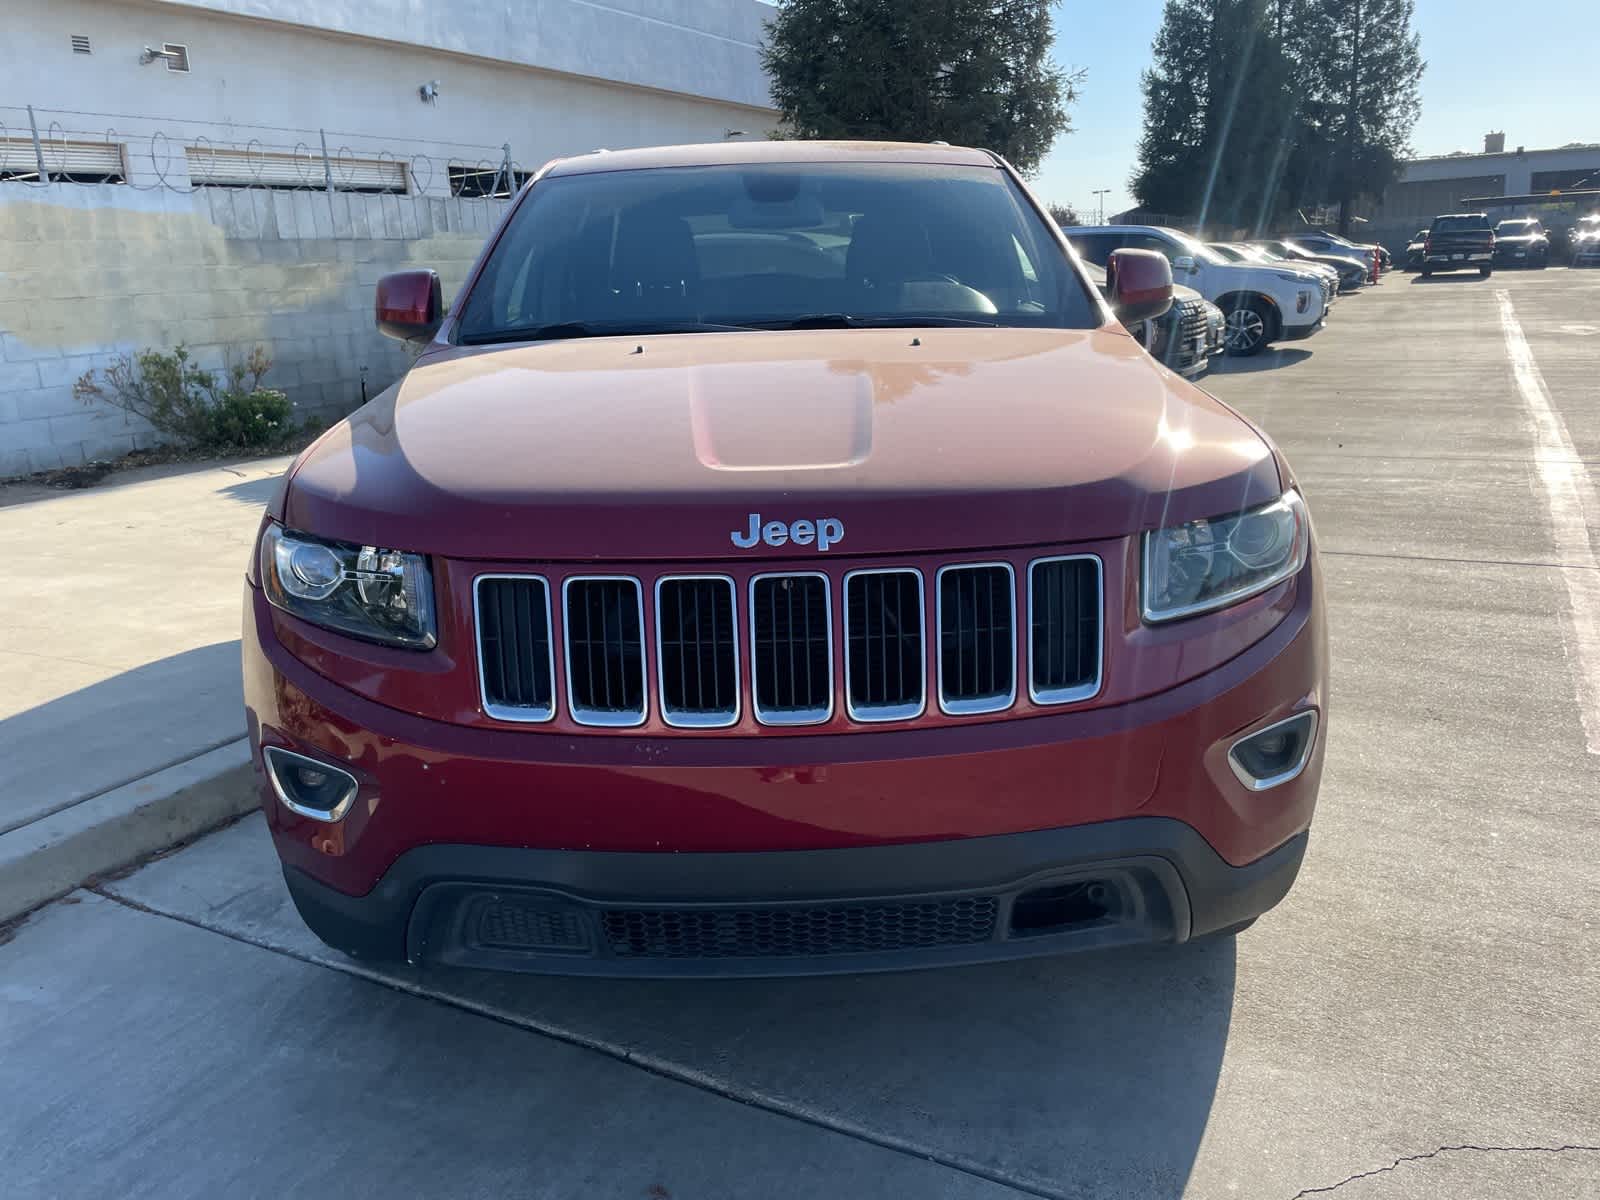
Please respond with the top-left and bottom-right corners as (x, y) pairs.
(0, 739), (258, 923)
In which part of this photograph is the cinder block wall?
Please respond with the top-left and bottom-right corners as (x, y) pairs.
(0, 184), (506, 476)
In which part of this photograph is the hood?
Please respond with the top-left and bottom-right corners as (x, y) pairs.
(283, 327), (1280, 560)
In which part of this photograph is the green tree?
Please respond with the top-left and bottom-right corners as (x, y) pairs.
(1134, 0), (1420, 234)
(1302, 0), (1425, 233)
(761, 0), (1077, 175)
(1135, 0), (1308, 231)
(1132, 0), (1212, 217)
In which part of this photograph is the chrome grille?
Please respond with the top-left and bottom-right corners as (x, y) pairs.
(655, 576), (739, 728)
(844, 569), (925, 721)
(750, 573), (832, 724)
(475, 576), (555, 722)
(1028, 556), (1102, 704)
(563, 577), (647, 726)
(937, 564), (1016, 714)
(476, 554), (1099, 728)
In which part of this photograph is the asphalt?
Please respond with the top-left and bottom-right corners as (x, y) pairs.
(3, 269), (1598, 1199)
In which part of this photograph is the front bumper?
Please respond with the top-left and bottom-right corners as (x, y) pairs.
(283, 818), (1309, 977)
(1280, 315), (1325, 341)
(245, 551), (1326, 975)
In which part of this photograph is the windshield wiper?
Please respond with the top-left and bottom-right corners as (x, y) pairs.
(459, 320), (752, 346)
(761, 313), (1001, 330)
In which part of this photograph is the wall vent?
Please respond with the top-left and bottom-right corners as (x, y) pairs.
(163, 43), (190, 72)
(71, 34), (92, 54)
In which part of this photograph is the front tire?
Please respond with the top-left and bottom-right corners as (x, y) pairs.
(1224, 300), (1272, 357)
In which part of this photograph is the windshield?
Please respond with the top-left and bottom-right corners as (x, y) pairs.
(1432, 215), (1490, 233)
(1166, 230), (1228, 265)
(1207, 243), (1245, 261)
(455, 162), (1097, 343)
(1495, 220), (1536, 235)
(1232, 244), (1276, 263)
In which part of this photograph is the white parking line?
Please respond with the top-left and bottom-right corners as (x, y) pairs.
(1496, 290), (1600, 755)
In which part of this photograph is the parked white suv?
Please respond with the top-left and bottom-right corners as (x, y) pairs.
(1067, 225), (1326, 356)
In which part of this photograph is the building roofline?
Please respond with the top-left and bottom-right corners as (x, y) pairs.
(1406, 142), (1600, 166)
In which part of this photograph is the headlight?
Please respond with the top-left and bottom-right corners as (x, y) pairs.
(1142, 490), (1309, 622)
(261, 523), (437, 648)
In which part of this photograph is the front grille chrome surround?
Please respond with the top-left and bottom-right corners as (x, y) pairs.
(935, 562), (1017, 716)
(474, 551), (1102, 730)
(474, 574), (556, 723)
(749, 572), (833, 727)
(654, 574), (740, 729)
(843, 567), (926, 722)
(562, 575), (648, 728)
(1026, 555), (1104, 706)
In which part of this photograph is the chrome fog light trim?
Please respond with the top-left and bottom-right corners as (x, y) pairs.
(263, 746), (360, 822)
(1227, 710), (1319, 791)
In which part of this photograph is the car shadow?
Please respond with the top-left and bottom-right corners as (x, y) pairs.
(1410, 273), (1492, 284)
(1210, 347), (1312, 374)
(0, 641), (245, 832)
(109, 808), (1237, 1197)
(404, 938), (1237, 1196)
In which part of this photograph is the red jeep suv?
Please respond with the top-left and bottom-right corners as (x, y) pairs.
(243, 141), (1326, 976)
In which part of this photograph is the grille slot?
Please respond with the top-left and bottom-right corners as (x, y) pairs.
(1028, 556), (1102, 704)
(563, 577), (647, 727)
(937, 564), (1016, 714)
(750, 573), (832, 725)
(844, 569), (925, 721)
(656, 576), (739, 728)
(601, 897), (998, 959)
(475, 576), (556, 722)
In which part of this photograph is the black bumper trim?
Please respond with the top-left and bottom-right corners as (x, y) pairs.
(283, 818), (1308, 977)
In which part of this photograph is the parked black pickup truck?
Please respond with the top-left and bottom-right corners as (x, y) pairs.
(1422, 213), (1495, 277)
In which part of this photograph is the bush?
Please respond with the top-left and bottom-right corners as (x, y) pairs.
(73, 345), (299, 452)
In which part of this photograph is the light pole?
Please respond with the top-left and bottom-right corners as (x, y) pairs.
(1092, 189), (1111, 225)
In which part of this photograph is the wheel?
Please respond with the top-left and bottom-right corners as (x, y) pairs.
(1479, 266), (1493, 278)
(1420, 267), (1432, 277)
(1223, 300), (1271, 356)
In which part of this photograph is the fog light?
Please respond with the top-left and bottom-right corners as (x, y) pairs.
(263, 746), (359, 821)
(1228, 711), (1318, 791)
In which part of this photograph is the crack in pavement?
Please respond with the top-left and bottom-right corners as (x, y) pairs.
(1289, 1144), (1600, 1197)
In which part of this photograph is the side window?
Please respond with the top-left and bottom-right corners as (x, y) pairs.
(1068, 233), (1121, 267)
(1123, 234), (1176, 262)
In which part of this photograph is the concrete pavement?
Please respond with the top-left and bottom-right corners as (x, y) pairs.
(0, 454), (290, 914)
(3, 270), (1599, 1198)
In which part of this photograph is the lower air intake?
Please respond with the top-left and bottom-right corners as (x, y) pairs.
(602, 897), (998, 959)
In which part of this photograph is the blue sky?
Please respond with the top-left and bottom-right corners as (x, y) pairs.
(1033, 0), (1599, 220)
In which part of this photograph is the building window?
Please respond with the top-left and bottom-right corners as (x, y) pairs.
(0, 137), (126, 183)
(185, 146), (409, 193)
(449, 164), (531, 199)
(1530, 167), (1600, 194)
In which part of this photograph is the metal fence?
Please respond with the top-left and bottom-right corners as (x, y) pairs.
(0, 102), (533, 225)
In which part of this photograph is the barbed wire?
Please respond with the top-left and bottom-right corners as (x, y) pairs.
(0, 102), (511, 153)
(0, 105), (530, 203)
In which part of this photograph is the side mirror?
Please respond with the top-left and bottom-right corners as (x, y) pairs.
(1107, 248), (1174, 327)
(1170, 254), (1197, 274)
(376, 270), (443, 342)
